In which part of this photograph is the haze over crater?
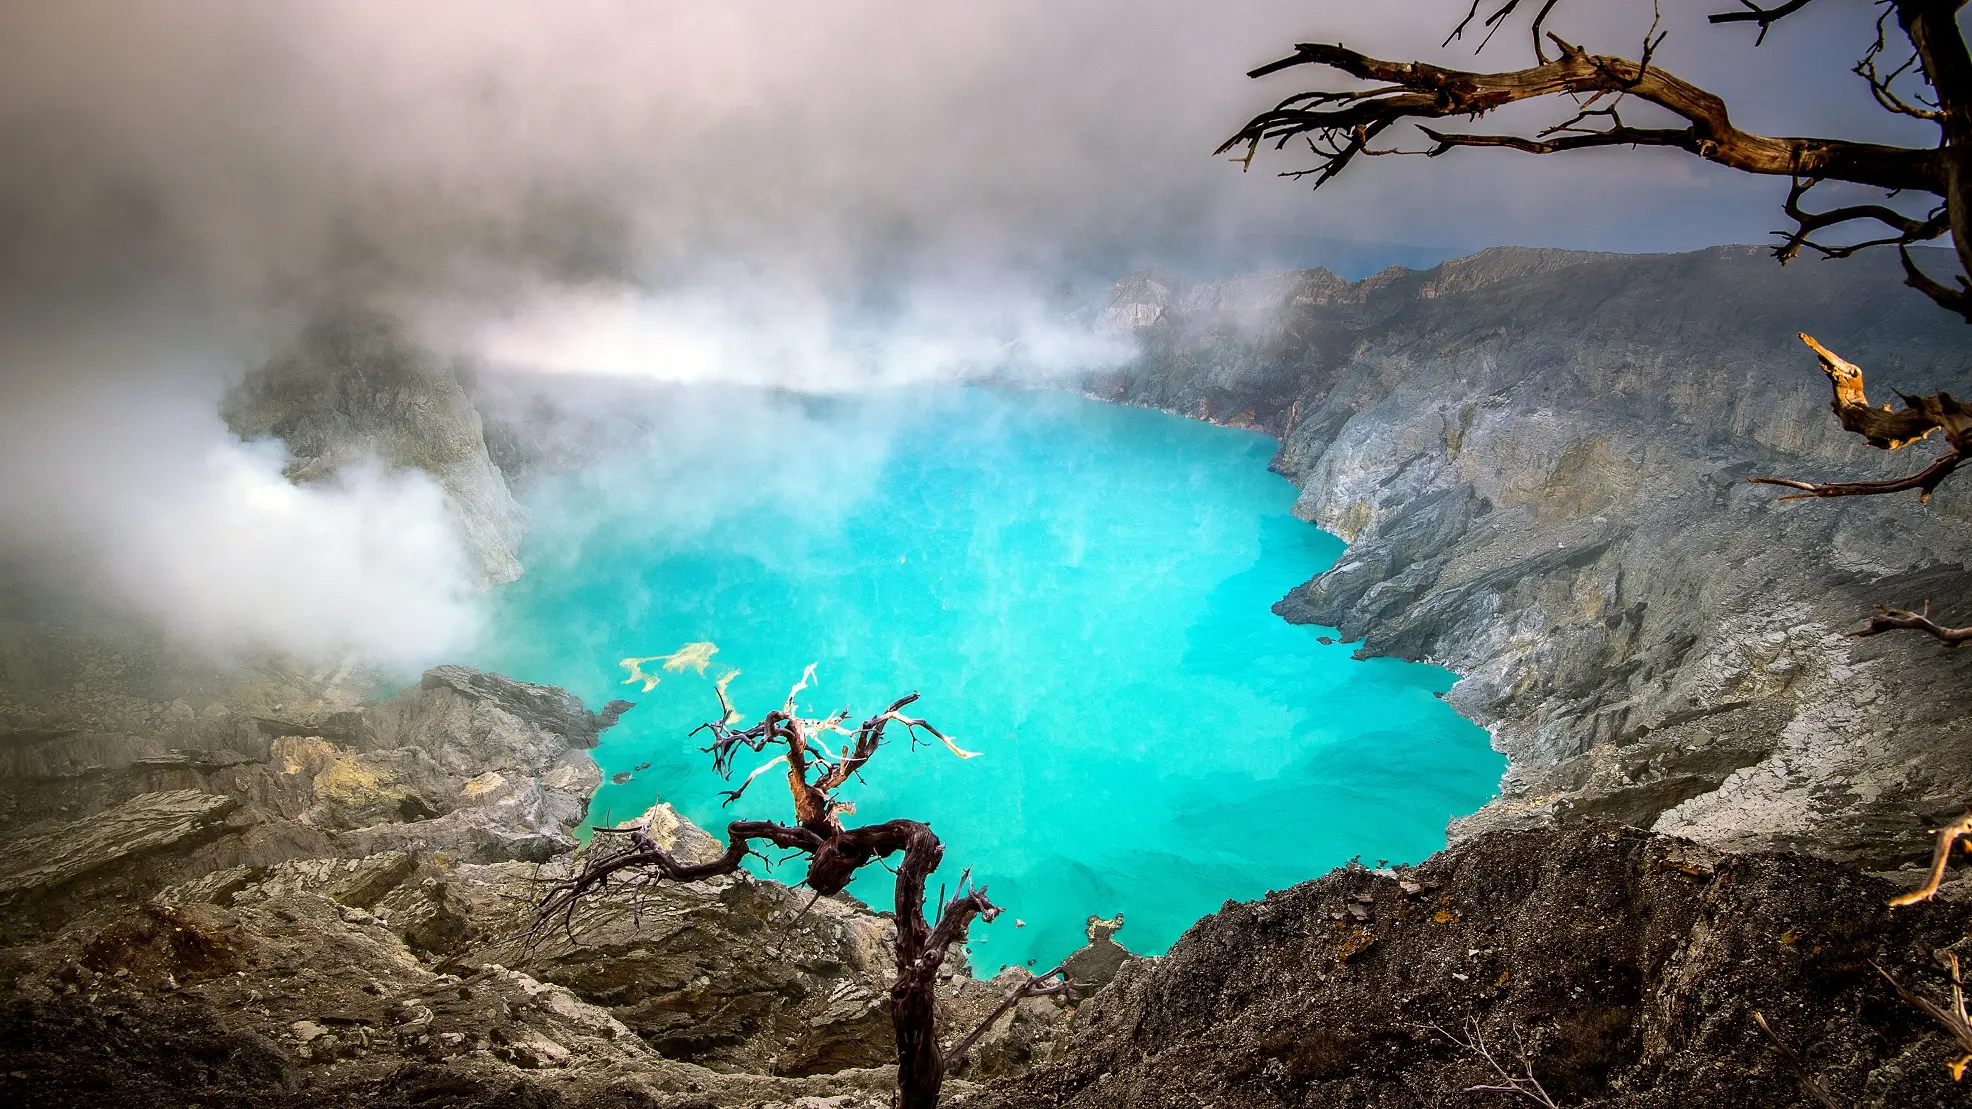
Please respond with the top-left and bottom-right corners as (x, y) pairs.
(0, 0), (1930, 666)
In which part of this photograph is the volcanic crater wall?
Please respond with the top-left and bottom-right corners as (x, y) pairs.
(1088, 245), (1972, 865)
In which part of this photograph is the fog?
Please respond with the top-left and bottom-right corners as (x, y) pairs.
(0, 0), (1937, 670)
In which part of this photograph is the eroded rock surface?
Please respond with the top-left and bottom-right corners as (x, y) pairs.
(0, 661), (623, 927)
(1089, 245), (1972, 865)
(0, 878), (906, 1109)
(0, 636), (1067, 1105)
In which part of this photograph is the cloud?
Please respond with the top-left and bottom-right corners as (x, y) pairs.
(0, 336), (483, 670)
(465, 277), (1134, 389)
(2, 0), (1916, 311)
(0, 0), (1933, 670)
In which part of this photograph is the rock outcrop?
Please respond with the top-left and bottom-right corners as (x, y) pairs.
(0, 662), (624, 927)
(957, 824), (1972, 1109)
(1088, 245), (1972, 866)
(1, 871), (910, 1109)
(0, 633), (1069, 1105)
(225, 308), (527, 584)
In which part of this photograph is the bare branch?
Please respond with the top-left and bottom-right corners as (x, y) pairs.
(1444, 0), (1566, 61)
(1749, 451), (1965, 501)
(1902, 245), (1972, 317)
(1221, 42), (1945, 196)
(1858, 6), (1946, 121)
(1223, 3), (1972, 320)
(1709, 0), (1826, 46)
(944, 962), (1073, 1066)
(1435, 1017), (1560, 1107)
(525, 816), (820, 949)
(1888, 813), (1972, 906)
(1774, 178), (1950, 265)
(1851, 605), (1972, 648)
(1748, 334), (1972, 503)
(1876, 956), (1972, 1081)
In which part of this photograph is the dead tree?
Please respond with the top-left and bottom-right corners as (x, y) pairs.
(1219, 1), (1972, 638)
(527, 668), (1066, 1109)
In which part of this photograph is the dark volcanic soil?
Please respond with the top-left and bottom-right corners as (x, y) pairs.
(956, 825), (1972, 1109)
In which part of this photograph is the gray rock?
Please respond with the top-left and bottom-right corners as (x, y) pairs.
(0, 664), (625, 926)
(1087, 244), (1972, 866)
(416, 852), (907, 1076)
(0, 789), (236, 901)
(326, 666), (621, 862)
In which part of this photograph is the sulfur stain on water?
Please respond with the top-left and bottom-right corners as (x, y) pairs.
(619, 641), (720, 692)
(470, 386), (1503, 971)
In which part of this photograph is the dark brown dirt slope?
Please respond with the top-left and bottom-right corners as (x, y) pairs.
(957, 825), (1972, 1109)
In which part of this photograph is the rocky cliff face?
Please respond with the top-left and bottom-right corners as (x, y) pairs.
(1087, 245), (1972, 866)
(225, 309), (527, 584)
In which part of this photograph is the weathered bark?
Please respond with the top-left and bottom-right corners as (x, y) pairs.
(1900, 0), (1972, 315)
(1224, 40), (1942, 193)
(1747, 333), (1972, 502)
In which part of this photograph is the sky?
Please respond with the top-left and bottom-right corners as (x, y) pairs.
(0, 0), (1949, 667)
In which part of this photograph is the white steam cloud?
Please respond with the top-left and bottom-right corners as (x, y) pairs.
(468, 279), (1134, 388)
(0, 339), (484, 669)
(0, 0), (1918, 670)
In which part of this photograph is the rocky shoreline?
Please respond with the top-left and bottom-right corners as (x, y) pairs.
(1082, 244), (1972, 867)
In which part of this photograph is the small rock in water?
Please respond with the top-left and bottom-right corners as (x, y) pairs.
(611, 771), (634, 784)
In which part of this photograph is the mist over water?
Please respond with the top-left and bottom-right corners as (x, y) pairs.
(468, 386), (1501, 970)
(0, 1), (1897, 666)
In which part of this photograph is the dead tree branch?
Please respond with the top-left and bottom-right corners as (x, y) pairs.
(1889, 813), (1972, 907)
(1748, 333), (1972, 503)
(1876, 954), (1972, 1080)
(1850, 604), (1972, 648)
(1222, 0), (1972, 319)
(1753, 1010), (1849, 1109)
(1222, 40), (1940, 194)
(1708, 0), (1825, 46)
(526, 670), (991, 1109)
(1775, 177), (1950, 264)
(944, 962), (1073, 1067)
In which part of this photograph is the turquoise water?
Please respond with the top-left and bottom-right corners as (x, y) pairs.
(468, 385), (1501, 970)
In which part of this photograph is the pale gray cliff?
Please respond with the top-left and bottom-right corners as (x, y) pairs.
(1088, 245), (1972, 865)
(225, 310), (527, 585)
